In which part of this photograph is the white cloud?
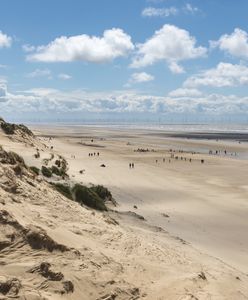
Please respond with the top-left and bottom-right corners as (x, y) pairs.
(184, 3), (199, 14)
(0, 30), (12, 48)
(184, 62), (248, 88)
(168, 62), (185, 74)
(142, 7), (178, 17)
(58, 73), (72, 80)
(26, 68), (52, 79)
(130, 72), (154, 83)
(27, 28), (134, 63)
(168, 88), (202, 97)
(22, 44), (35, 52)
(1, 84), (248, 117)
(211, 28), (248, 59)
(130, 24), (207, 71)
(0, 82), (7, 102)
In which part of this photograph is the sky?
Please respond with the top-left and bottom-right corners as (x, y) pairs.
(0, 0), (248, 123)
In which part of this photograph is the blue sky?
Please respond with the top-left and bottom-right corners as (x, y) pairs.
(0, 0), (248, 122)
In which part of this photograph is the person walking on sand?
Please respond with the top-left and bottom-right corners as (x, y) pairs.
(129, 163), (131, 169)
(132, 163), (134, 168)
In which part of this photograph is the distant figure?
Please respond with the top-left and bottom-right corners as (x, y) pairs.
(88, 153), (90, 157)
(156, 160), (158, 163)
(91, 139), (94, 142)
(201, 159), (204, 164)
(94, 152), (96, 156)
(97, 152), (99, 156)
(189, 158), (192, 162)
(129, 163), (131, 169)
(163, 158), (165, 162)
(132, 163), (134, 168)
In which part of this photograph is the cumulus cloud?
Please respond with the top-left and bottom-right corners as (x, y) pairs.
(0, 82), (7, 102)
(168, 88), (202, 97)
(1, 83), (247, 118)
(184, 62), (248, 88)
(129, 72), (154, 84)
(26, 28), (134, 63)
(168, 62), (185, 74)
(142, 7), (178, 17)
(26, 68), (52, 78)
(211, 28), (248, 59)
(58, 73), (72, 80)
(130, 24), (207, 71)
(0, 30), (12, 48)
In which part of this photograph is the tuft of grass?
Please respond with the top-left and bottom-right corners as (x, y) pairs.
(52, 183), (72, 200)
(72, 184), (107, 211)
(90, 185), (113, 202)
(51, 165), (61, 176)
(0, 120), (34, 136)
(1, 122), (15, 134)
(41, 166), (52, 178)
(30, 166), (40, 175)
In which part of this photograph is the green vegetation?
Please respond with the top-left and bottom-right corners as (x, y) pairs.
(51, 165), (61, 176)
(52, 183), (72, 200)
(51, 181), (111, 211)
(0, 118), (33, 136)
(1, 122), (15, 134)
(41, 166), (52, 178)
(72, 184), (107, 211)
(30, 166), (40, 175)
(89, 185), (113, 202)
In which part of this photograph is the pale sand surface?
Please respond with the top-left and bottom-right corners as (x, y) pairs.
(1, 124), (248, 299)
(30, 125), (248, 272)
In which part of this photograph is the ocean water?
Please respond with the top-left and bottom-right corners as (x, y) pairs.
(65, 123), (248, 134)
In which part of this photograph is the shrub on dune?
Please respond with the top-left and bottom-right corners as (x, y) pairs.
(52, 183), (72, 200)
(72, 184), (107, 211)
(41, 166), (52, 178)
(30, 166), (40, 175)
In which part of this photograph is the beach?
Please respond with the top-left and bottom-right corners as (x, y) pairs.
(1, 123), (248, 299)
(24, 125), (248, 272)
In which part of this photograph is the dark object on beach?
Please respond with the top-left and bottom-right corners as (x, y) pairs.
(198, 271), (207, 280)
(201, 159), (204, 164)
(79, 169), (85, 174)
(100, 164), (106, 167)
(162, 213), (169, 218)
(133, 205), (138, 209)
(55, 160), (61, 167)
(51, 146), (53, 150)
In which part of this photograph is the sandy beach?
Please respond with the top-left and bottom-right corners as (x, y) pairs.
(34, 125), (248, 271)
(1, 123), (248, 299)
